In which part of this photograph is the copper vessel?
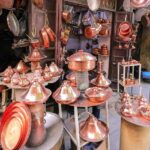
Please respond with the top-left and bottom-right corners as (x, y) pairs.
(85, 87), (108, 103)
(15, 60), (28, 74)
(3, 76), (11, 83)
(21, 81), (52, 104)
(44, 26), (56, 42)
(0, 102), (31, 150)
(66, 72), (76, 86)
(91, 73), (111, 88)
(28, 48), (45, 62)
(62, 11), (73, 23)
(43, 71), (53, 81)
(0, 0), (14, 9)
(49, 62), (63, 76)
(40, 28), (50, 48)
(30, 38), (40, 49)
(67, 50), (97, 72)
(33, 0), (43, 9)
(52, 80), (80, 104)
(11, 72), (20, 85)
(44, 64), (50, 73)
(80, 114), (108, 142)
(19, 75), (30, 87)
(84, 26), (97, 39)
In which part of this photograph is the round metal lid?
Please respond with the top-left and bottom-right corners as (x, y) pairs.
(67, 50), (96, 62)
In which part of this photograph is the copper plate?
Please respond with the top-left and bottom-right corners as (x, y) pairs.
(80, 119), (108, 142)
(115, 102), (150, 127)
(1, 115), (23, 150)
(0, 102), (31, 149)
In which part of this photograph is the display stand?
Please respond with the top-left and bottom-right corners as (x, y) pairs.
(58, 88), (112, 150)
(117, 62), (141, 93)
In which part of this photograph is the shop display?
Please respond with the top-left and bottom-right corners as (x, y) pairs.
(130, 0), (150, 8)
(15, 60), (28, 74)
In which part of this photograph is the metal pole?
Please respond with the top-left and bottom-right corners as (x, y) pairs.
(58, 103), (63, 118)
(74, 106), (80, 150)
(117, 63), (120, 93)
(105, 101), (110, 150)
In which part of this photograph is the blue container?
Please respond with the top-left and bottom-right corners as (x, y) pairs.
(141, 71), (150, 79)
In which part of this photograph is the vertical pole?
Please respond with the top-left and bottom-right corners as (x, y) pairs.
(105, 101), (110, 150)
(58, 103), (63, 118)
(117, 63), (120, 93)
(74, 106), (80, 150)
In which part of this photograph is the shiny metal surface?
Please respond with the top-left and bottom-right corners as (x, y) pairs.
(80, 114), (108, 142)
(33, 0), (44, 9)
(44, 26), (56, 42)
(23, 112), (64, 150)
(67, 50), (96, 72)
(85, 87), (109, 103)
(91, 73), (111, 88)
(53, 80), (80, 104)
(15, 60), (28, 74)
(66, 72), (76, 86)
(2, 66), (14, 77)
(40, 28), (50, 48)
(28, 48), (45, 62)
(0, 0), (14, 9)
(84, 26), (97, 39)
(21, 81), (51, 104)
(7, 11), (20, 36)
(131, 0), (150, 8)
(11, 72), (20, 85)
(49, 62), (63, 76)
(19, 75), (30, 87)
(87, 0), (100, 11)
(115, 101), (150, 127)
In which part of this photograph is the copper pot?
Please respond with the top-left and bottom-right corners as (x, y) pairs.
(30, 38), (40, 49)
(15, 60), (28, 74)
(67, 50), (97, 72)
(44, 26), (56, 42)
(40, 28), (50, 48)
(49, 62), (63, 76)
(131, 0), (150, 8)
(84, 26), (97, 39)
(99, 26), (109, 36)
(85, 87), (108, 103)
(62, 11), (72, 23)
(3, 76), (11, 83)
(0, 0), (14, 9)
(32, 0), (43, 9)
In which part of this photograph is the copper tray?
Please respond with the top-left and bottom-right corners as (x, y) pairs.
(0, 102), (31, 149)
(80, 120), (108, 142)
(115, 102), (150, 127)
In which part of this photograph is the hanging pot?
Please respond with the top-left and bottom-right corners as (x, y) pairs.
(87, 0), (100, 11)
(84, 26), (97, 39)
(0, 0), (14, 9)
(30, 38), (40, 49)
(44, 26), (56, 42)
(99, 26), (109, 36)
(40, 28), (50, 48)
(67, 50), (97, 72)
(32, 0), (44, 9)
(7, 11), (20, 37)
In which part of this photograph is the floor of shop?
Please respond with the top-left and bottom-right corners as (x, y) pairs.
(59, 81), (150, 150)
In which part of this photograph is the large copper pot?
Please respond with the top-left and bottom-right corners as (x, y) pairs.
(67, 50), (97, 72)
(0, 0), (14, 9)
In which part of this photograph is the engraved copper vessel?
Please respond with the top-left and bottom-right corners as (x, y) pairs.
(52, 80), (80, 104)
(131, 0), (150, 8)
(85, 87), (108, 103)
(21, 81), (52, 104)
(28, 48), (45, 62)
(91, 73), (111, 88)
(49, 62), (63, 76)
(15, 60), (28, 74)
(66, 72), (76, 86)
(19, 75), (30, 87)
(80, 114), (108, 142)
(30, 38), (40, 49)
(67, 50), (97, 72)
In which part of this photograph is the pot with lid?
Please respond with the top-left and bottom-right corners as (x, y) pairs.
(67, 50), (97, 72)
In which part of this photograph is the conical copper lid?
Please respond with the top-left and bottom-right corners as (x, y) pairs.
(49, 62), (63, 76)
(28, 48), (46, 62)
(80, 114), (108, 142)
(21, 80), (52, 104)
(91, 73), (111, 88)
(15, 60), (28, 74)
(52, 80), (80, 104)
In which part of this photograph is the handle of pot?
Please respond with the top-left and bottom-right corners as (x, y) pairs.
(44, 10), (49, 26)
